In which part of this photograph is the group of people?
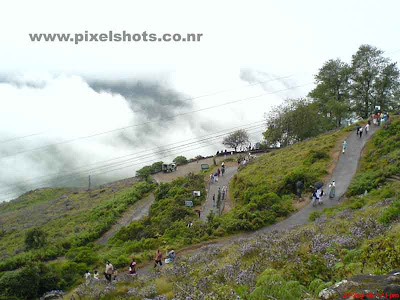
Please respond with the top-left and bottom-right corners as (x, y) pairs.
(372, 112), (389, 126)
(83, 261), (119, 284)
(86, 250), (173, 283)
(311, 180), (336, 206)
(210, 162), (225, 184)
(213, 185), (227, 210)
(356, 122), (370, 138)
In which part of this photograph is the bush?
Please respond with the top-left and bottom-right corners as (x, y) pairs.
(250, 268), (306, 300)
(24, 227), (47, 249)
(0, 262), (62, 300)
(378, 200), (400, 225)
(309, 211), (323, 221)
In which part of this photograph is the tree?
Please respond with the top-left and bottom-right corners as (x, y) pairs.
(263, 98), (331, 147)
(222, 129), (250, 151)
(350, 44), (399, 117)
(308, 58), (351, 126)
(374, 62), (400, 111)
(24, 227), (47, 249)
(135, 165), (152, 181)
(150, 161), (163, 173)
(173, 155), (188, 166)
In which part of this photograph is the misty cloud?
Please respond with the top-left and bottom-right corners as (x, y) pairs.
(0, 75), (225, 202)
(88, 80), (193, 119)
(239, 68), (299, 98)
(0, 74), (48, 89)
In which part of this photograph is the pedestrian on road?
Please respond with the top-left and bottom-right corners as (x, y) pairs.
(342, 140), (347, 154)
(210, 174), (214, 184)
(317, 188), (324, 205)
(213, 194), (216, 208)
(154, 249), (163, 268)
(365, 123), (369, 135)
(104, 261), (114, 282)
(356, 124), (361, 135)
(312, 190), (319, 207)
(93, 270), (99, 280)
(85, 270), (91, 284)
(129, 259), (137, 276)
(329, 180), (336, 199)
(359, 126), (363, 138)
(217, 168), (221, 177)
(221, 166), (225, 176)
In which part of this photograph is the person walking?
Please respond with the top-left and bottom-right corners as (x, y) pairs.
(317, 188), (324, 205)
(217, 168), (221, 177)
(329, 181), (336, 199)
(213, 194), (216, 208)
(129, 259), (137, 276)
(104, 261), (114, 282)
(154, 249), (163, 268)
(356, 124), (361, 135)
(359, 126), (363, 138)
(84, 270), (91, 284)
(221, 166), (225, 176)
(342, 140), (347, 154)
(93, 270), (99, 280)
(365, 123), (369, 135)
(312, 189), (319, 207)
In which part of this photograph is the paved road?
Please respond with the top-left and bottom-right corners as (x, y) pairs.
(249, 124), (378, 235)
(200, 166), (238, 220)
(130, 125), (380, 275)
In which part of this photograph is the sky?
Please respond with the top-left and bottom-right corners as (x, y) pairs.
(1, 0), (399, 202)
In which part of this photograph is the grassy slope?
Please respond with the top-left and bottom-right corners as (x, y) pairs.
(0, 178), (153, 270)
(73, 119), (400, 300)
(231, 127), (351, 203)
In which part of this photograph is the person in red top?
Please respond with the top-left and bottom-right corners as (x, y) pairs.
(129, 258), (137, 275)
(154, 249), (163, 268)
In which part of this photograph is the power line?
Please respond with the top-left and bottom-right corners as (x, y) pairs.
(0, 74), (294, 145)
(0, 120), (265, 189)
(0, 122), (265, 195)
(0, 129), (265, 201)
(0, 82), (312, 160)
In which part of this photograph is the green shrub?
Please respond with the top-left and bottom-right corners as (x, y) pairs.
(24, 227), (47, 249)
(309, 211), (323, 221)
(250, 268), (306, 300)
(378, 200), (400, 225)
(309, 279), (333, 297)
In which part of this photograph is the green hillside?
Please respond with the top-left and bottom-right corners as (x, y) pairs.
(69, 119), (400, 300)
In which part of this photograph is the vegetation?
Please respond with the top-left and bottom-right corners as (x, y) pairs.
(105, 173), (207, 265)
(70, 117), (400, 300)
(222, 129), (250, 151)
(264, 44), (400, 146)
(0, 181), (153, 300)
(223, 127), (349, 232)
(173, 155), (188, 166)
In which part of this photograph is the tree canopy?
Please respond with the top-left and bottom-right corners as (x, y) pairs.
(264, 44), (400, 147)
(222, 129), (250, 151)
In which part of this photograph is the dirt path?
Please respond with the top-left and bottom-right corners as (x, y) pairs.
(95, 193), (155, 245)
(135, 125), (379, 275)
